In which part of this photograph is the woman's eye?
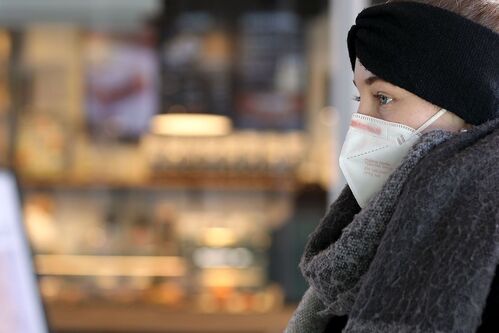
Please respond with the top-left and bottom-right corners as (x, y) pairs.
(351, 94), (393, 106)
(375, 93), (393, 106)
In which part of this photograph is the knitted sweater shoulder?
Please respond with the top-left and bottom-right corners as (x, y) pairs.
(344, 118), (499, 332)
(312, 118), (499, 333)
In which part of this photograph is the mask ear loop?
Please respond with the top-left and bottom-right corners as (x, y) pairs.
(399, 109), (447, 145)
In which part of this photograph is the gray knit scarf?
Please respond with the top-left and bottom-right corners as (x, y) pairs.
(286, 118), (499, 332)
(301, 127), (454, 315)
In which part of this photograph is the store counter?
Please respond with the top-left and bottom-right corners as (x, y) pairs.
(47, 302), (296, 333)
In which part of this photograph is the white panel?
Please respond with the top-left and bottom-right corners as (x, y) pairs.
(329, 0), (369, 202)
(0, 171), (48, 333)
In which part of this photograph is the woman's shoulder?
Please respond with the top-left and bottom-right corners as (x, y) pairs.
(414, 118), (499, 183)
(399, 118), (499, 212)
(443, 118), (499, 163)
(447, 121), (499, 177)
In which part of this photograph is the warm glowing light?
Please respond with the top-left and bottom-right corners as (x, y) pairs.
(202, 227), (237, 247)
(150, 113), (232, 137)
(200, 267), (264, 288)
(35, 255), (186, 277)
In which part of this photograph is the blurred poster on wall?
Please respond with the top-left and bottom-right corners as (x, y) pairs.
(160, 13), (233, 119)
(236, 12), (305, 131)
(84, 26), (159, 142)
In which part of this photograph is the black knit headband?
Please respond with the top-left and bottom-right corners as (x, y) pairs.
(347, 1), (499, 125)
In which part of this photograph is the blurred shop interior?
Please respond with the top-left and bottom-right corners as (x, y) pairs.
(0, 0), (377, 332)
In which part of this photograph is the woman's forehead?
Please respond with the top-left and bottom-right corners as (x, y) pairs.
(353, 58), (379, 86)
(353, 58), (406, 94)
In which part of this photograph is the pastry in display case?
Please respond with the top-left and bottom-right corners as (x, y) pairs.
(15, 114), (71, 181)
(178, 208), (285, 313)
(141, 130), (306, 187)
(25, 189), (187, 306)
(23, 187), (290, 313)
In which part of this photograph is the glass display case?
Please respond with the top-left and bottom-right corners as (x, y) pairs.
(24, 178), (299, 313)
(1, 0), (335, 331)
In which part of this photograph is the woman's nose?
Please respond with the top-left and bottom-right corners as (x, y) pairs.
(357, 101), (381, 119)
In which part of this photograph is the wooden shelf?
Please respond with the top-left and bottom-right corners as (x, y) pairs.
(19, 174), (297, 192)
(46, 302), (296, 333)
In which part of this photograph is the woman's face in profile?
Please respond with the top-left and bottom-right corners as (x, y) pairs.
(352, 58), (468, 132)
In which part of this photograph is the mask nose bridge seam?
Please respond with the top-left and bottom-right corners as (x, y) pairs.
(347, 144), (391, 159)
(353, 114), (418, 133)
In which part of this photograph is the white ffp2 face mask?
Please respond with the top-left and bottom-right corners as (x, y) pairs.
(339, 109), (447, 208)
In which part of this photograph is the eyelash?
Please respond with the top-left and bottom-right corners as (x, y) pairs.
(352, 93), (393, 106)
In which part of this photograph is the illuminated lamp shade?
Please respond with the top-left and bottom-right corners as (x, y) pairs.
(150, 113), (233, 137)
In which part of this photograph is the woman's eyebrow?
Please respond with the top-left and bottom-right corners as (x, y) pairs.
(352, 76), (383, 87)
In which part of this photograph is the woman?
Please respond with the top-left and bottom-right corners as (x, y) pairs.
(285, 0), (499, 332)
